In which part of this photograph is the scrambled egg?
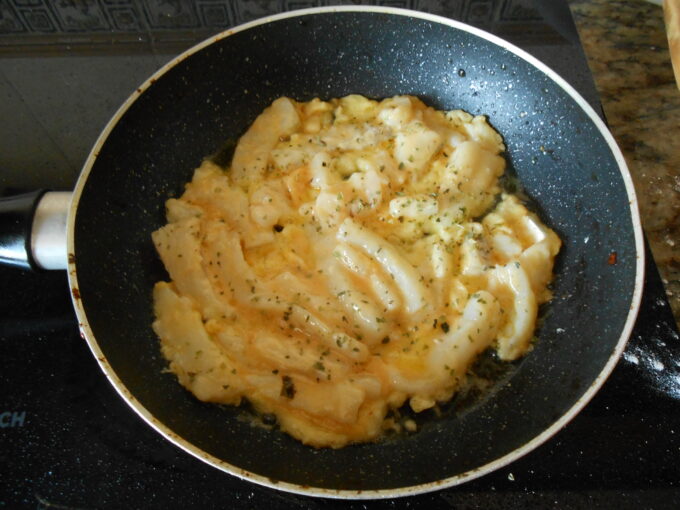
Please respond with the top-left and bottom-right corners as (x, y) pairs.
(151, 95), (561, 448)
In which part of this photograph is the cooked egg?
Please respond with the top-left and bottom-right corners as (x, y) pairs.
(151, 95), (561, 448)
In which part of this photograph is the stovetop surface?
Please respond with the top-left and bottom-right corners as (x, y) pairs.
(2, 1), (680, 508)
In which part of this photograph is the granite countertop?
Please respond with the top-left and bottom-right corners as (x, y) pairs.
(570, 0), (680, 328)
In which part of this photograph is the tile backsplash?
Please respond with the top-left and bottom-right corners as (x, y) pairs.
(0, 0), (548, 55)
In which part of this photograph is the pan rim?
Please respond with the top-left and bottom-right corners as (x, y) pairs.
(66, 4), (645, 500)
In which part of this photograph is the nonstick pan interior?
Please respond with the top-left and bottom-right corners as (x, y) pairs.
(68, 8), (642, 497)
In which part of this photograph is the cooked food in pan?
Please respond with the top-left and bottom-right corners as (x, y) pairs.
(151, 94), (561, 448)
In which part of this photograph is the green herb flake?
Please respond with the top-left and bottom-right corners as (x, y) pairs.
(281, 375), (296, 399)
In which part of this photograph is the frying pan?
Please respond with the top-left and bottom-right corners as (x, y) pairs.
(0, 6), (643, 499)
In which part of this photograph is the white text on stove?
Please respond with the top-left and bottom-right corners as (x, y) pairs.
(0, 411), (26, 428)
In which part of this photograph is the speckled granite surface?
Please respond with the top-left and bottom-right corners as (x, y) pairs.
(570, 0), (680, 327)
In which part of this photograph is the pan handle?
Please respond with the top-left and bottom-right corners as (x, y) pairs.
(0, 191), (70, 271)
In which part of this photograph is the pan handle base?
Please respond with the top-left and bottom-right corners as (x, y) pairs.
(0, 190), (70, 271)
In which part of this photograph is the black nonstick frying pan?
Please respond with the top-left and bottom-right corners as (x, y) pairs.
(0, 6), (643, 499)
